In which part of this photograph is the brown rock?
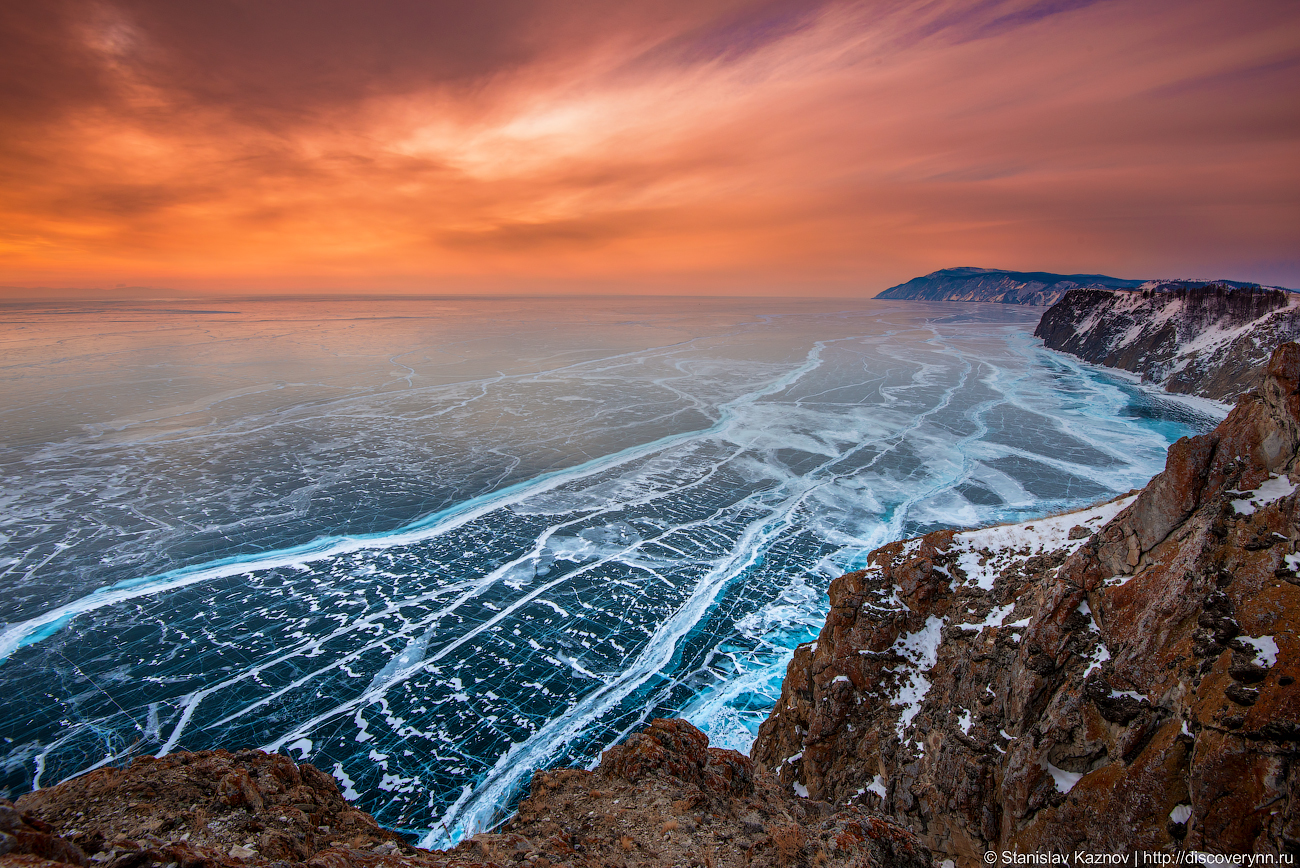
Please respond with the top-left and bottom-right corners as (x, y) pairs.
(9, 751), (426, 868)
(473, 718), (929, 868)
(0, 799), (88, 867)
(217, 769), (264, 813)
(598, 717), (709, 785)
(3, 719), (927, 868)
(753, 342), (1300, 862)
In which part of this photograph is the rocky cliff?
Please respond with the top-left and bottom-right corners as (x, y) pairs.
(1036, 284), (1300, 402)
(875, 268), (1143, 306)
(751, 342), (1300, 861)
(1, 720), (929, 868)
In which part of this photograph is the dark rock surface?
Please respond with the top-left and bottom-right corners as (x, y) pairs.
(1035, 285), (1299, 402)
(752, 343), (1300, 862)
(876, 267), (1142, 306)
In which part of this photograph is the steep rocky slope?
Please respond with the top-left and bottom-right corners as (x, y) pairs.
(876, 268), (1142, 305)
(1036, 285), (1300, 402)
(2, 720), (929, 868)
(753, 342), (1300, 861)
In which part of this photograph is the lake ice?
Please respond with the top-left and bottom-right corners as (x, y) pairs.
(0, 295), (1217, 844)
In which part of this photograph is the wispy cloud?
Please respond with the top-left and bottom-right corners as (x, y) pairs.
(1, 0), (1296, 293)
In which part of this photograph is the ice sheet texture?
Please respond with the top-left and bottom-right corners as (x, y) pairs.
(0, 296), (1216, 844)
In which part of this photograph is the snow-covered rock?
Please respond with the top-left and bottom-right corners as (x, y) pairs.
(1035, 283), (1299, 402)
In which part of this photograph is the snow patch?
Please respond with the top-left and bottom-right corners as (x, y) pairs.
(1238, 635), (1279, 668)
(1109, 689), (1148, 702)
(793, 781), (809, 798)
(1231, 475), (1296, 515)
(889, 615), (945, 737)
(535, 598), (570, 617)
(1083, 642), (1111, 679)
(955, 603), (1015, 631)
(1045, 761), (1083, 794)
(1170, 804), (1192, 825)
(1077, 599), (1099, 631)
(951, 496), (1137, 590)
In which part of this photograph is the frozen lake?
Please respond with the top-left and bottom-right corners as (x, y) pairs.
(0, 295), (1216, 843)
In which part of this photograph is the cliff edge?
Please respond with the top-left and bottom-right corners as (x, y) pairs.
(1035, 285), (1299, 402)
(752, 343), (1300, 861)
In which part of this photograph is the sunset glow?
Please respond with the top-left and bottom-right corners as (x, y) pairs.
(2, 0), (1297, 294)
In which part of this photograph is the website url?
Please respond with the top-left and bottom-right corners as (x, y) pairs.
(989, 852), (1295, 866)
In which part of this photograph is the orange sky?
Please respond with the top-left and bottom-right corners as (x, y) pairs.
(1, 0), (1297, 296)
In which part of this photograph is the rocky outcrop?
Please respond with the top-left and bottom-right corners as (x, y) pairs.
(752, 343), (1300, 861)
(472, 718), (930, 868)
(0, 803), (89, 867)
(1035, 284), (1300, 402)
(876, 267), (1142, 306)
(3, 720), (929, 868)
(5, 748), (458, 868)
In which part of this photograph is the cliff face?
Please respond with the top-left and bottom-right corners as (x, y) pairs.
(2, 720), (930, 868)
(876, 268), (1143, 306)
(752, 343), (1300, 861)
(1035, 285), (1299, 402)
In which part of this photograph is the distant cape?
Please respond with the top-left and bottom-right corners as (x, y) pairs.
(874, 267), (1143, 306)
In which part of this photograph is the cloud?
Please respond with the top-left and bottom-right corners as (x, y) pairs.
(0, 0), (1297, 293)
